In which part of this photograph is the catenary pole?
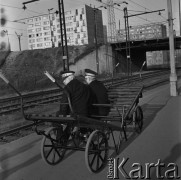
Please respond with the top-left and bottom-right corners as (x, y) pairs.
(94, 7), (99, 74)
(167, 0), (178, 96)
(179, 0), (181, 35)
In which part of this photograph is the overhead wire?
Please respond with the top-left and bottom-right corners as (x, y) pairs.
(1, 26), (27, 31)
(91, 0), (160, 25)
(127, 0), (167, 20)
(0, 3), (45, 15)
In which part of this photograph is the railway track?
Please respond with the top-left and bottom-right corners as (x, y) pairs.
(0, 69), (180, 142)
(0, 70), (169, 116)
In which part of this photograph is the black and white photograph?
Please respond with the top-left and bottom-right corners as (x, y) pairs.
(0, 0), (181, 179)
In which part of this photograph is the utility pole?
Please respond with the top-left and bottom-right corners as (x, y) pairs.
(93, 7), (99, 74)
(167, 0), (178, 96)
(58, 0), (69, 71)
(124, 7), (131, 79)
(48, 8), (55, 48)
(15, 32), (23, 51)
(179, 0), (181, 35)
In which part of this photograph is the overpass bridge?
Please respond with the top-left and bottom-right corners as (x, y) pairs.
(111, 36), (181, 51)
(110, 36), (181, 72)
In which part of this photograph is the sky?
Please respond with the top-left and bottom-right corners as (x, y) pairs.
(0, 0), (180, 51)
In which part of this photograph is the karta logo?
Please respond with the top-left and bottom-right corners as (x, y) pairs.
(107, 158), (180, 179)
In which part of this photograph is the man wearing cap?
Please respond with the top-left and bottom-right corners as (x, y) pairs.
(57, 70), (91, 117)
(84, 69), (110, 117)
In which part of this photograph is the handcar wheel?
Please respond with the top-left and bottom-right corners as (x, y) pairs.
(133, 106), (143, 133)
(41, 127), (67, 165)
(85, 130), (108, 173)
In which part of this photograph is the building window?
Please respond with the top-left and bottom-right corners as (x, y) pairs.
(43, 15), (49, 20)
(35, 17), (41, 21)
(73, 16), (76, 22)
(75, 9), (78, 15)
(36, 28), (41, 32)
(67, 28), (73, 32)
(44, 37), (51, 41)
(29, 39), (35, 43)
(43, 26), (50, 30)
(80, 14), (82, 21)
(28, 24), (34, 28)
(36, 33), (42, 37)
(57, 24), (60, 28)
(82, 8), (84, 14)
(35, 22), (41, 26)
(37, 43), (43, 47)
(44, 32), (50, 36)
(29, 44), (35, 49)
(66, 22), (72, 26)
(29, 34), (35, 38)
(54, 36), (57, 42)
(37, 38), (43, 42)
(83, 20), (85, 26)
(28, 19), (33, 23)
(28, 29), (35, 33)
(45, 42), (51, 46)
(43, 21), (49, 25)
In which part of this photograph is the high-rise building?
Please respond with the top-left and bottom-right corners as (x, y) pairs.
(117, 24), (167, 42)
(26, 5), (104, 49)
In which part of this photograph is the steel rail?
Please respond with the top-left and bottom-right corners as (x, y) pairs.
(0, 70), (170, 116)
(0, 70), (177, 140)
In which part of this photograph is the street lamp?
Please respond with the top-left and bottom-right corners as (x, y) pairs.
(48, 8), (55, 48)
(3, 30), (11, 51)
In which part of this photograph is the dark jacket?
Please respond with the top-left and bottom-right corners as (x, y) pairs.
(59, 78), (91, 116)
(89, 80), (110, 116)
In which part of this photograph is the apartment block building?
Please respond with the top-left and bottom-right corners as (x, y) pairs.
(117, 24), (167, 42)
(27, 5), (104, 49)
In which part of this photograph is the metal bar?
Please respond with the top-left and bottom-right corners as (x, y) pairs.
(126, 9), (165, 18)
(22, 0), (39, 5)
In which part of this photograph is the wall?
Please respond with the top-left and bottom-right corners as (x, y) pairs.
(69, 44), (113, 75)
(146, 49), (181, 69)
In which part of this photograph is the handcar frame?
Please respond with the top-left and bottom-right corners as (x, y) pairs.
(0, 71), (143, 173)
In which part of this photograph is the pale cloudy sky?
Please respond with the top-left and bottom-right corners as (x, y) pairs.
(0, 0), (180, 51)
